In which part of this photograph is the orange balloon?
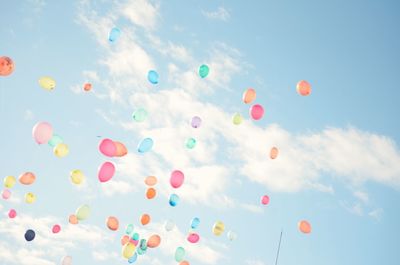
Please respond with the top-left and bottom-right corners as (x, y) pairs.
(270, 147), (279, 159)
(144, 176), (157, 186)
(69, 214), (78, 225)
(106, 216), (119, 231)
(83, 83), (92, 91)
(19, 172), (36, 185)
(140, 214), (151, 225)
(147, 234), (161, 248)
(298, 220), (311, 234)
(179, 261), (190, 265)
(114, 141), (128, 157)
(146, 187), (157, 199)
(121, 235), (130, 245)
(296, 80), (311, 96)
(242, 88), (256, 104)
(0, 56), (15, 76)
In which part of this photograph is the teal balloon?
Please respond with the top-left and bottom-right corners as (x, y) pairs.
(147, 70), (159, 84)
(128, 252), (138, 263)
(174, 247), (186, 262)
(137, 247), (146, 255)
(108, 27), (121, 42)
(132, 108), (148, 122)
(199, 64), (209, 78)
(125, 224), (134, 235)
(191, 217), (200, 229)
(139, 239), (147, 251)
(48, 134), (63, 147)
(132, 232), (139, 241)
(138, 138), (153, 153)
(169, 193), (179, 207)
(185, 138), (196, 149)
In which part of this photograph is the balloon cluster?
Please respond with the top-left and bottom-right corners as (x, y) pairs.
(33, 121), (69, 158)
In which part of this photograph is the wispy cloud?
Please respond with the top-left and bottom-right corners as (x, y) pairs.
(202, 7), (231, 21)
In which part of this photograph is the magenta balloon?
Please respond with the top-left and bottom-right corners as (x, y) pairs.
(170, 170), (184, 188)
(98, 162), (115, 182)
(32, 122), (53, 144)
(99, 138), (116, 157)
(261, 195), (270, 205)
(187, 233), (200, 243)
(249, 104), (264, 120)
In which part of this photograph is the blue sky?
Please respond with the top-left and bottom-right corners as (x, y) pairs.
(1, 0), (400, 265)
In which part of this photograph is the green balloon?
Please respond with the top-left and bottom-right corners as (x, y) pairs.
(137, 247), (146, 255)
(132, 108), (148, 122)
(199, 64), (209, 78)
(174, 247), (185, 262)
(48, 134), (63, 147)
(232, 113), (243, 125)
(75, 204), (90, 221)
(185, 138), (196, 149)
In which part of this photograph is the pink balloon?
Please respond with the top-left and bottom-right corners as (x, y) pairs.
(261, 195), (270, 205)
(99, 138), (117, 157)
(170, 170), (184, 188)
(249, 104), (264, 120)
(8, 209), (17, 219)
(98, 162), (116, 182)
(32, 122), (53, 144)
(187, 233), (200, 243)
(2, 189), (11, 200)
(52, 224), (61, 233)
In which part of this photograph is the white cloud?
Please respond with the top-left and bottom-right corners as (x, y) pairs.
(202, 7), (230, 21)
(245, 259), (267, 265)
(119, 0), (159, 30)
(353, 191), (369, 203)
(368, 208), (383, 220)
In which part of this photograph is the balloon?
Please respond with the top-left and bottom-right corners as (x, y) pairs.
(99, 138), (116, 157)
(164, 219), (175, 231)
(242, 88), (256, 104)
(0, 56), (15, 76)
(38, 76), (56, 90)
(199, 64), (209, 78)
(138, 138), (153, 153)
(25, 192), (36, 204)
(147, 234), (161, 248)
(69, 214), (78, 224)
(48, 134), (63, 147)
(61, 256), (72, 265)
(298, 220), (312, 234)
(128, 252), (138, 263)
(261, 195), (270, 205)
(190, 217), (200, 229)
(52, 224), (61, 233)
(132, 108), (148, 122)
(83, 83), (92, 91)
(98, 161), (115, 182)
(146, 187), (156, 199)
(125, 224), (134, 235)
(169, 194), (180, 206)
(122, 242), (136, 259)
(54, 143), (69, 158)
(121, 235), (130, 245)
(136, 246), (146, 255)
(114, 141), (128, 157)
(2, 189), (11, 200)
(270, 147), (279, 159)
(180, 261), (190, 265)
(232, 113), (243, 125)
(132, 232), (139, 241)
(32, 122), (53, 144)
(4, 176), (16, 188)
(24, 229), (35, 241)
(19, 172), (36, 185)
(8, 209), (17, 218)
(140, 214), (151, 225)
(187, 233), (200, 243)
(148, 70), (159, 84)
(185, 138), (196, 149)
(144, 176), (157, 186)
(106, 216), (119, 231)
(175, 247), (186, 262)
(70, 170), (85, 185)
(108, 27), (121, 42)
(75, 204), (91, 221)
(170, 170), (184, 188)
(296, 80), (311, 96)
(249, 104), (264, 120)
(139, 239), (147, 251)
(212, 221), (225, 236)
(191, 116), (202, 128)
(227, 230), (237, 241)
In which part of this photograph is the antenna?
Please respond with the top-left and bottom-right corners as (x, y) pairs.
(275, 230), (283, 265)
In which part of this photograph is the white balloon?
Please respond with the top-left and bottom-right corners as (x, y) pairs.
(164, 219), (175, 232)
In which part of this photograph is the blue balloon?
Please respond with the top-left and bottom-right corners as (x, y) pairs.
(128, 252), (138, 263)
(24, 229), (35, 241)
(169, 194), (180, 207)
(147, 70), (159, 84)
(191, 217), (200, 229)
(138, 138), (153, 153)
(108, 27), (121, 42)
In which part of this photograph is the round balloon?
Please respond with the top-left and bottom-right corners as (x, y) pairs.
(128, 252), (138, 263)
(132, 108), (148, 122)
(147, 234), (161, 248)
(296, 80), (311, 96)
(191, 217), (200, 229)
(139, 239), (147, 251)
(170, 170), (184, 188)
(298, 220), (312, 234)
(4, 176), (16, 188)
(232, 113), (243, 125)
(164, 219), (175, 231)
(106, 216), (119, 231)
(75, 204), (90, 221)
(175, 247), (186, 262)
(144, 176), (157, 186)
(0, 56), (15, 76)
(187, 233), (200, 243)
(148, 70), (159, 84)
(140, 214), (150, 225)
(191, 116), (202, 128)
(169, 194), (180, 206)
(125, 224), (134, 235)
(24, 229), (35, 241)
(146, 187), (156, 199)
(270, 147), (279, 159)
(108, 27), (121, 42)
(98, 161), (115, 182)
(227, 230), (237, 241)
(242, 88), (256, 104)
(99, 138), (116, 157)
(138, 138), (153, 153)
(32, 122), (53, 144)
(261, 195), (270, 205)
(121, 235), (130, 245)
(70, 170), (85, 185)
(19, 172), (36, 185)
(212, 221), (225, 236)
(199, 64), (209, 78)
(180, 261), (190, 265)
(132, 232), (139, 241)
(2, 189), (11, 200)
(25, 192), (36, 204)
(52, 224), (61, 233)
(114, 141), (128, 157)
(83, 83), (92, 91)
(54, 143), (69, 158)
(38, 76), (56, 90)
(61, 256), (72, 265)
(69, 214), (78, 225)
(122, 242), (136, 259)
(185, 138), (196, 149)
(48, 134), (63, 147)
(250, 104), (264, 120)
(8, 209), (17, 218)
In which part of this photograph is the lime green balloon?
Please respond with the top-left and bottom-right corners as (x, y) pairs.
(185, 138), (196, 149)
(132, 108), (148, 122)
(48, 134), (63, 147)
(199, 64), (209, 78)
(75, 204), (91, 221)
(232, 113), (243, 125)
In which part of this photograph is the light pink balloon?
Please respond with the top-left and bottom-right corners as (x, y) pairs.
(52, 224), (61, 233)
(32, 122), (53, 144)
(99, 138), (117, 157)
(261, 195), (270, 205)
(2, 189), (11, 200)
(187, 233), (200, 243)
(98, 162), (115, 182)
(170, 170), (184, 188)
(8, 209), (17, 218)
(249, 104), (264, 120)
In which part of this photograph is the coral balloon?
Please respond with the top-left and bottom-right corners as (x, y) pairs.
(212, 221), (225, 236)
(69, 214), (78, 224)
(144, 176), (157, 186)
(121, 235), (130, 245)
(297, 80), (311, 96)
(99, 138), (116, 157)
(147, 234), (161, 248)
(170, 170), (184, 188)
(52, 224), (61, 233)
(249, 104), (264, 120)
(106, 216), (119, 231)
(4, 176), (16, 188)
(114, 141), (128, 157)
(270, 147), (279, 159)
(0, 56), (15, 76)
(19, 172), (36, 185)
(32, 122), (53, 144)
(180, 261), (190, 265)
(38, 76), (56, 90)
(146, 187), (156, 199)
(8, 209), (17, 218)
(25, 192), (36, 204)
(83, 83), (92, 91)
(70, 169), (85, 185)
(140, 214), (151, 225)
(298, 220), (312, 234)
(242, 88), (256, 104)
(98, 161), (115, 182)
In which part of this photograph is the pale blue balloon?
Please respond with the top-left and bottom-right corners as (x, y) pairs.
(191, 217), (200, 229)
(147, 70), (159, 84)
(138, 138), (153, 153)
(108, 27), (121, 42)
(128, 252), (138, 263)
(169, 194), (179, 207)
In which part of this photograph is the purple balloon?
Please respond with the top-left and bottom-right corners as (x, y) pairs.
(191, 116), (202, 128)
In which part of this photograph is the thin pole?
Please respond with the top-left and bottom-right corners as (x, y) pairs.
(275, 230), (283, 265)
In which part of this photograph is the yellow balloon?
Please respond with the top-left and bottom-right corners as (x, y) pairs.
(70, 170), (85, 185)
(25, 192), (36, 203)
(54, 143), (69, 158)
(4, 176), (16, 188)
(122, 242), (136, 259)
(39, 76), (56, 90)
(212, 221), (225, 236)
(75, 204), (91, 221)
(232, 113), (243, 125)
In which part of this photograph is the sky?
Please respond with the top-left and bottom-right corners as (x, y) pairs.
(1, 0), (400, 264)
